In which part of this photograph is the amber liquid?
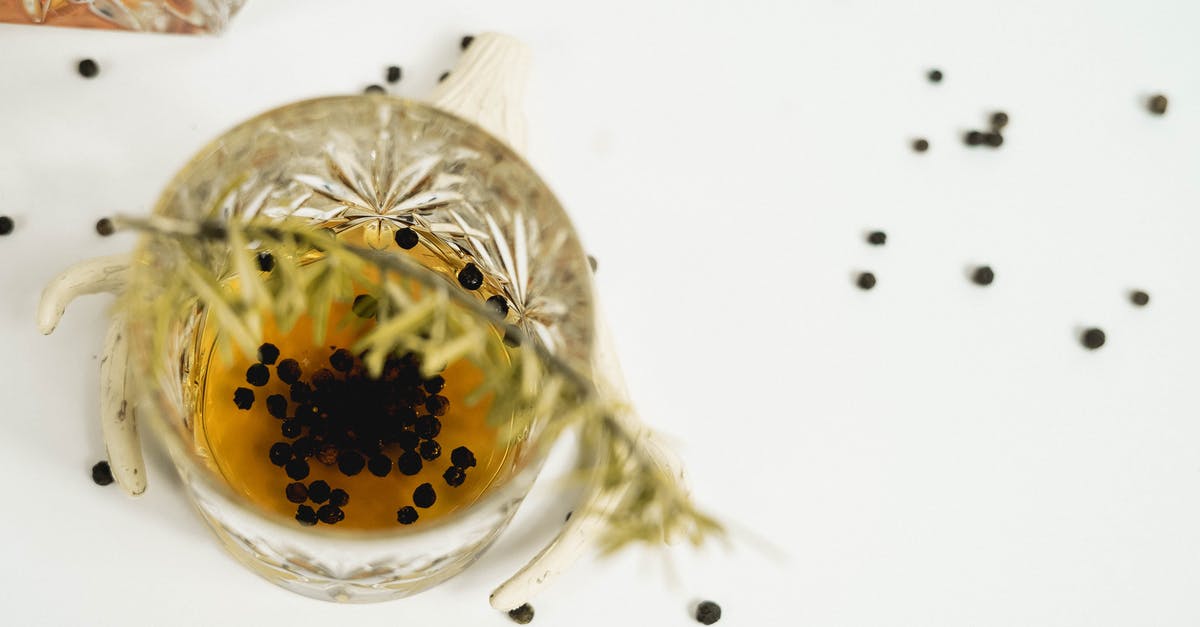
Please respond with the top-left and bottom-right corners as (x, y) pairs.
(192, 239), (513, 531)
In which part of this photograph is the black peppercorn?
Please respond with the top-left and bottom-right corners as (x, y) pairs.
(424, 375), (445, 394)
(245, 363), (270, 386)
(438, 71), (450, 83)
(964, 131), (984, 146)
(397, 451), (423, 476)
(461, 35), (474, 50)
(867, 231), (886, 246)
(396, 506), (419, 524)
(503, 325), (522, 347)
(0, 216), (13, 235)
(507, 603), (534, 625)
(269, 442), (292, 466)
(971, 266), (995, 286)
(927, 69), (943, 83)
(316, 444), (339, 466)
(285, 482), (308, 503)
(368, 454), (393, 477)
(352, 294), (378, 319)
(364, 84), (385, 94)
(1130, 290), (1150, 307)
(277, 359), (302, 384)
(317, 504), (345, 524)
(395, 430), (420, 451)
(285, 459), (310, 480)
(1148, 94), (1168, 115)
(991, 111), (1009, 129)
(413, 482), (437, 508)
(257, 343), (280, 365)
(856, 272), (876, 290)
(486, 295), (509, 317)
(394, 227), (419, 249)
(695, 600), (722, 625)
(337, 451), (365, 476)
(386, 65), (402, 83)
(290, 382), (312, 403)
(415, 415), (442, 439)
(307, 480), (331, 504)
(1082, 328), (1106, 350)
(425, 394), (449, 416)
(91, 460), (114, 486)
(77, 58), (99, 78)
(329, 348), (355, 372)
(912, 138), (929, 152)
(291, 437), (315, 459)
(419, 439), (442, 461)
(233, 387), (254, 410)
(95, 217), (115, 236)
(443, 466), (467, 487)
(295, 505), (318, 526)
(266, 394), (288, 419)
(984, 132), (1004, 147)
(451, 446), (477, 468)
(281, 419), (301, 438)
(457, 263), (484, 290)
(256, 251), (274, 272)
(329, 488), (350, 507)
(310, 368), (335, 389)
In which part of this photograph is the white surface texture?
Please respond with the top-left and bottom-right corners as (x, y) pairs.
(2, 1), (1199, 625)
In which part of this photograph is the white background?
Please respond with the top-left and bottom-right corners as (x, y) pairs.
(2, 1), (1199, 625)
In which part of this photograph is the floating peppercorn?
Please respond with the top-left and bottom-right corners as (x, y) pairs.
(867, 231), (886, 246)
(285, 482), (308, 503)
(295, 505), (318, 526)
(245, 363), (270, 386)
(256, 251), (275, 272)
(386, 65), (402, 83)
(395, 430), (420, 451)
(291, 437), (315, 459)
(971, 266), (995, 286)
(396, 506), (419, 524)
(233, 387), (254, 410)
(1130, 290), (1150, 307)
(413, 482), (437, 508)
(856, 272), (876, 290)
(257, 343), (279, 365)
(277, 359), (301, 384)
(912, 138), (929, 152)
(984, 132), (1004, 147)
(1082, 328), (1106, 350)
(352, 294), (378, 318)
(394, 227), (419, 249)
(425, 395), (449, 416)
(280, 419), (301, 438)
(964, 131), (984, 146)
(285, 459), (310, 481)
(290, 382), (312, 403)
(329, 489), (350, 507)
(451, 446), (477, 468)
(316, 444), (339, 466)
(317, 504), (345, 524)
(77, 58), (99, 78)
(1148, 94), (1168, 115)
(95, 217), (115, 236)
(458, 263), (484, 290)
(364, 84), (385, 94)
(424, 375), (445, 394)
(310, 368), (335, 389)
(415, 415), (442, 439)
(695, 600), (722, 625)
(266, 394), (288, 419)
(438, 71), (450, 83)
(91, 460), (114, 486)
(307, 480), (331, 504)
(368, 454), (393, 477)
(397, 451), (423, 476)
(507, 603), (534, 625)
(443, 466), (467, 487)
(461, 35), (474, 50)
(991, 111), (1009, 129)
(927, 69), (943, 83)
(269, 442), (292, 466)
(0, 216), (13, 235)
(337, 451), (365, 476)
(330, 348), (354, 372)
(419, 440), (442, 461)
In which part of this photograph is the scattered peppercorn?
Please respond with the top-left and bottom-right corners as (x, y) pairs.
(257, 343), (279, 365)
(425, 394), (449, 416)
(269, 442), (292, 466)
(386, 65), (402, 83)
(307, 480), (331, 504)
(316, 444), (339, 466)
(397, 451), (423, 476)
(867, 231), (886, 246)
(329, 348), (355, 372)
(507, 603), (535, 625)
(329, 489), (350, 507)
(1130, 290), (1150, 307)
(337, 451), (365, 476)
(486, 295), (509, 317)
(364, 84), (386, 94)
(964, 131), (984, 146)
(971, 266), (995, 286)
(415, 415), (442, 439)
(991, 111), (1009, 129)
(285, 482), (308, 503)
(295, 505), (318, 526)
(419, 440), (442, 461)
(95, 217), (115, 236)
(291, 437), (315, 459)
(0, 216), (13, 235)
(451, 446), (477, 468)
(912, 138), (929, 152)
(457, 263), (484, 290)
(413, 482), (437, 508)
(91, 460), (114, 486)
(856, 272), (876, 290)
(394, 227), (419, 249)
(233, 387), (254, 410)
(255, 251), (275, 272)
(984, 132), (1004, 147)
(396, 506), (419, 524)
(317, 504), (345, 524)
(266, 394), (288, 419)
(438, 71), (450, 83)
(927, 69), (943, 83)
(367, 454), (393, 477)
(461, 35), (475, 50)
(245, 363), (270, 386)
(352, 294), (378, 318)
(423, 375), (445, 394)
(285, 459), (310, 480)
(289, 382), (312, 403)
(443, 466), (467, 487)
(395, 431), (420, 451)
(1148, 94), (1168, 115)
(280, 419), (301, 438)
(1082, 328), (1106, 350)
(695, 600), (722, 625)
(77, 58), (99, 78)
(277, 359), (301, 384)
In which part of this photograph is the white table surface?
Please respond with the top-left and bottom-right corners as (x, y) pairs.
(2, 1), (1199, 625)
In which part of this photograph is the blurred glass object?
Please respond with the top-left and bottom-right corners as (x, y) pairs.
(0, 0), (244, 34)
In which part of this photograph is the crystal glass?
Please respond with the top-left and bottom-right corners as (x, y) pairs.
(0, 0), (244, 33)
(125, 95), (596, 602)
